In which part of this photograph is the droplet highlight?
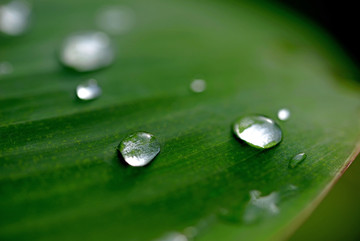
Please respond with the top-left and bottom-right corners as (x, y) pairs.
(96, 6), (135, 35)
(76, 79), (102, 101)
(243, 190), (279, 224)
(277, 108), (290, 121)
(0, 0), (31, 36)
(289, 152), (306, 168)
(118, 132), (160, 167)
(233, 115), (282, 149)
(190, 79), (206, 93)
(59, 31), (114, 72)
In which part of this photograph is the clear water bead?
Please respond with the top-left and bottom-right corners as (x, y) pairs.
(190, 79), (206, 93)
(76, 79), (102, 101)
(59, 31), (114, 72)
(118, 132), (160, 167)
(0, 0), (31, 36)
(96, 6), (135, 35)
(289, 152), (307, 168)
(277, 108), (290, 121)
(233, 115), (282, 149)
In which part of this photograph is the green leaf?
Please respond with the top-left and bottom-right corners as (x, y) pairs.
(1, 0), (359, 241)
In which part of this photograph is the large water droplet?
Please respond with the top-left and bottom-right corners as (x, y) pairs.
(59, 31), (114, 72)
(289, 152), (306, 168)
(233, 115), (282, 149)
(277, 108), (290, 121)
(243, 190), (279, 224)
(76, 79), (102, 101)
(0, 62), (13, 75)
(118, 132), (160, 167)
(190, 79), (206, 93)
(96, 6), (135, 35)
(0, 0), (31, 36)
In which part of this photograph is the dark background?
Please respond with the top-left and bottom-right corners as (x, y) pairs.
(278, 0), (360, 65)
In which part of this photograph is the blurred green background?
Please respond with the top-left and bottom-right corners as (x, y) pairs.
(290, 154), (360, 241)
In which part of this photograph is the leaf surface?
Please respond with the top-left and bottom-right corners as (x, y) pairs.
(1, 0), (359, 240)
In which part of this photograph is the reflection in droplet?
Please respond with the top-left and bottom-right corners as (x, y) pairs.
(243, 190), (279, 224)
(118, 132), (160, 167)
(0, 0), (31, 36)
(190, 79), (206, 93)
(289, 152), (306, 168)
(96, 6), (135, 35)
(154, 232), (188, 241)
(0, 62), (13, 75)
(233, 115), (282, 149)
(76, 79), (102, 101)
(59, 31), (114, 72)
(277, 108), (290, 121)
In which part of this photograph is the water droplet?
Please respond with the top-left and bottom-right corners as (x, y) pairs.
(0, 0), (31, 36)
(243, 190), (279, 224)
(59, 31), (114, 72)
(289, 152), (306, 168)
(0, 62), (13, 75)
(96, 6), (135, 35)
(76, 79), (102, 101)
(277, 108), (290, 121)
(154, 232), (188, 241)
(233, 115), (282, 149)
(118, 132), (160, 167)
(183, 226), (198, 239)
(190, 79), (206, 93)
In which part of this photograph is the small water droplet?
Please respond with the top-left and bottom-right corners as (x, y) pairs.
(76, 79), (102, 101)
(118, 132), (160, 167)
(277, 108), (290, 121)
(154, 232), (188, 241)
(243, 190), (279, 224)
(96, 6), (135, 35)
(0, 62), (13, 75)
(183, 226), (198, 239)
(190, 79), (206, 93)
(233, 115), (282, 149)
(59, 31), (114, 72)
(0, 0), (31, 36)
(289, 152), (306, 168)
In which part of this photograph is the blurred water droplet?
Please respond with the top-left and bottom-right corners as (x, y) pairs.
(183, 226), (198, 239)
(243, 190), (279, 224)
(277, 108), (290, 121)
(233, 115), (282, 149)
(96, 6), (135, 35)
(289, 152), (306, 168)
(118, 132), (160, 167)
(190, 79), (206, 93)
(279, 184), (298, 200)
(76, 79), (101, 101)
(59, 31), (114, 72)
(0, 0), (31, 36)
(0, 62), (13, 75)
(154, 232), (188, 241)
